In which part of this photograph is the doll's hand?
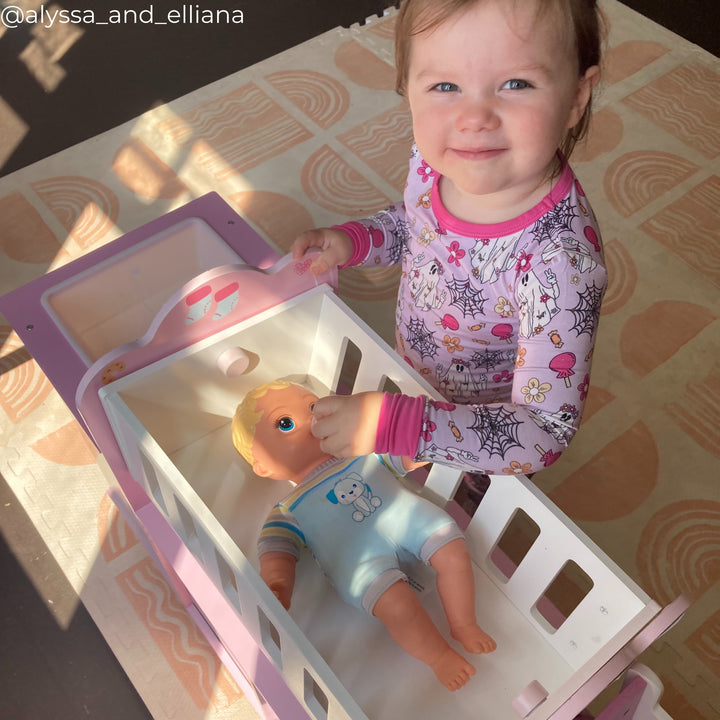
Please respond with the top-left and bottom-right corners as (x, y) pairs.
(260, 552), (297, 610)
(291, 227), (353, 275)
(311, 391), (384, 458)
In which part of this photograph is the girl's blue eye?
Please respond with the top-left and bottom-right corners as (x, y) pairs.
(504, 79), (531, 90)
(434, 82), (459, 92)
(277, 417), (295, 432)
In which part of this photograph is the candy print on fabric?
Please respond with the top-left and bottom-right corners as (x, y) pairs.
(534, 444), (562, 467)
(549, 352), (577, 387)
(491, 324), (514, 344)
(436, 313), (459, 331)
(337, 146), (607, 473)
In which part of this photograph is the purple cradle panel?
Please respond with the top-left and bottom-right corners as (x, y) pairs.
(77, 254), (336, 489)
(0, 193), (279, 434)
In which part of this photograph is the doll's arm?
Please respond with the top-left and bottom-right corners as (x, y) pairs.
(260, 551), (297, 610)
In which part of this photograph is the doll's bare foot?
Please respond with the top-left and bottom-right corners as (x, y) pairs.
(432, 647), (476, 691)
(451, 623), (497, 654)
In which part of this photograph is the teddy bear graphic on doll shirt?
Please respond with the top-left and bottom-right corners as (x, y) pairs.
(326, 474), (382, 522)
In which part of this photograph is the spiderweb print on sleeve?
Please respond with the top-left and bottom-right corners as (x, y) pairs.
(389, 219), (412, 263)
(405, 316), (440, 360)
(570, 281), (604, 336)
(530, 197), (577, 242)
(369, 209), (411, 264)
(446, 276), (488, 318)
(468, 406), (523, 459)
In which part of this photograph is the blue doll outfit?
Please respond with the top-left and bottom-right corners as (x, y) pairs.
(257, 454), (463, 614)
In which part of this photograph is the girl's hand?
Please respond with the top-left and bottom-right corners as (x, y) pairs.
(291, 227), (354, 275)
(311, 391), (384, 458)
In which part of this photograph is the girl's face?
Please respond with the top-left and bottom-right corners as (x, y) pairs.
(406, 0), (598, 222)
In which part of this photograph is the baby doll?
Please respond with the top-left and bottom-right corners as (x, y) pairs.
(232, 379), (495, 691)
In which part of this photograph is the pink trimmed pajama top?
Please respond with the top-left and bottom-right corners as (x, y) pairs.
(339, 146), (607, 475)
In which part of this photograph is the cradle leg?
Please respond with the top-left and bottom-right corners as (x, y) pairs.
(590, 663), (672, 720)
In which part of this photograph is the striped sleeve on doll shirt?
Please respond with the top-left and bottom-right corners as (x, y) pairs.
(257, 504), (305, 559)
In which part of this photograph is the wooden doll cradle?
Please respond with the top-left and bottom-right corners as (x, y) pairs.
(0, 194), (688, 720)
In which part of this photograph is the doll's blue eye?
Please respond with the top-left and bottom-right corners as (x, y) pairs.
(277, 416), (295, 432)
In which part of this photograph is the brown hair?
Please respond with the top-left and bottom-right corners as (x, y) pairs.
(394, 0), (602, 158)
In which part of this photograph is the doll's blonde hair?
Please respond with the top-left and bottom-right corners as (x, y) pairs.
(394, 0), (603, 160)
(232, 379), (296, 465)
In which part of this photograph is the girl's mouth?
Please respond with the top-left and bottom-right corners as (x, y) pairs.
(451, 147), (505, 160)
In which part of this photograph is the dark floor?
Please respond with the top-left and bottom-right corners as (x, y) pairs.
(0, 2), (716, 719)
(0, 0), (718, 177)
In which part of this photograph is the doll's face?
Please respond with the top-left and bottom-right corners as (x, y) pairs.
(250, 385), (331, 483)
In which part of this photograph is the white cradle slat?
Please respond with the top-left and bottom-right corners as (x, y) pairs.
(468, 474), (655, 664)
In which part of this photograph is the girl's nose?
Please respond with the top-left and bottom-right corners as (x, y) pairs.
(456, 96), (500, 132)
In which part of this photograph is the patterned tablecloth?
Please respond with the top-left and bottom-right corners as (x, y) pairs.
(0, 2), (718, 718)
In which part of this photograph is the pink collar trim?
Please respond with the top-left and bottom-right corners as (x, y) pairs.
(429, 160), (574, 238)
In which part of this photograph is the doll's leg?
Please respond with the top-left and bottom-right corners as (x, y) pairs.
(373, 580), (475, 691)
(430, 538), (496, 654)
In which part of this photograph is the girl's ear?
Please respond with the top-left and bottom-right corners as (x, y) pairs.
(253, 460), (271, 477)
(567, 64), (601, 129)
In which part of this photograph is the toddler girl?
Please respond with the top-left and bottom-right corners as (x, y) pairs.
(294, 0), (606, 477)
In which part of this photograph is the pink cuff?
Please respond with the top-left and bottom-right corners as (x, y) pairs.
(333, 222), (372, 268)
(375, 393), (425, 457)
